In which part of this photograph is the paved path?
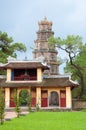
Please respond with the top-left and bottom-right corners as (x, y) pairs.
(5, 111), (29, 120)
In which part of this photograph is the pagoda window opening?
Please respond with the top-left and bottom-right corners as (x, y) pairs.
(12, 69), (37, 81)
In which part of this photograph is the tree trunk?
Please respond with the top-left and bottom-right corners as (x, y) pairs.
(78, 76), (85, 99)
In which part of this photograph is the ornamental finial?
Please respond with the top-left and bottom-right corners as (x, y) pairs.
(44, 16), (47, 21)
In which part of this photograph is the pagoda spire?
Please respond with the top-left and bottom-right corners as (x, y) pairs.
(33, 18), (59, 75)
(44, 16), (47, 20)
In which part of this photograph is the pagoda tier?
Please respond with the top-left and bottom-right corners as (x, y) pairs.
(33, 17), (59, 75)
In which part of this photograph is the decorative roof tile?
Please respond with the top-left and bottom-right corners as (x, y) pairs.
(0, 76), (78, 89)
(0, 61), (49, 69)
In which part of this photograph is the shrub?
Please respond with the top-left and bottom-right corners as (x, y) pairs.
(0, 88), (5, 125)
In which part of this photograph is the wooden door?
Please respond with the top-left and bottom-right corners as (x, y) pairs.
(10, 88), (15, 107)
(60, 90), (66, 107)
(41, 90), (48, 107)
(31, 88), (36, 107)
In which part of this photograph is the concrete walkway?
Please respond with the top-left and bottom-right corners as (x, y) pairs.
(5, 111), (29, 120)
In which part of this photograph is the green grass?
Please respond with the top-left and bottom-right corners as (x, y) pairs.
(1, 112), (86, 130)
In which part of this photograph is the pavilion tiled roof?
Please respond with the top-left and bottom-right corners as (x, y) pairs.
(42, 77), (78, 88)
(0, 61), (49, 69)
(0, 76), (78, 89)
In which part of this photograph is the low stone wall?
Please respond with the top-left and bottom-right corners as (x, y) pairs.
(72, 99), (86, 110)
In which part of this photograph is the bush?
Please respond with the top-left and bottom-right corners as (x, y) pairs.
(0, 88), (5, 125)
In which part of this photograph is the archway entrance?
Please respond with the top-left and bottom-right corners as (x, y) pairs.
(49, 91), (59, 106)
(19, 89), (29, 106)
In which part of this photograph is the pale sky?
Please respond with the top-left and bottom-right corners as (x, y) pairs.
(0, 0), (86, 73)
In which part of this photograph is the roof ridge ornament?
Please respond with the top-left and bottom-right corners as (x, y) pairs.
(7, 56), (16, 62)
(44, 16), (47, 21)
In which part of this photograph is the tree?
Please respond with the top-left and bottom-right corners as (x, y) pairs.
(65, 46), (86, 98)
(13, 89), (21, 118)
(0, 88), (5, 125)
(19, 89), (29, 106)
(0, 31), (26, 63)
(48, 35), (86, 99)
(27, 90), (32, 112)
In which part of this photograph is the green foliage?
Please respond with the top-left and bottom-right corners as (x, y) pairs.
(81, 94), (86, 99)
(48, 35), (83, 54)
(36, 104), (40, 111)
(27, 90), (32, 112)
(19, 89), (32, 112)
(64, 45), (86, 98)
(13, 89), (21, 118)
(0, 31), (26, 63)
(48, 35), (86, 98)
(11, 43), (26, 52)
(82, 108), (86, 112)
(0, 88), (5, 125)
(19, 89), (29, 106)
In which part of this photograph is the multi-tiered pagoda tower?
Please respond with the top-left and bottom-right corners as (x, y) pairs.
(33, 17), (59, 75)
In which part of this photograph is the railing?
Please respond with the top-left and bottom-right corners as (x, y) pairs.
(13, 75), (37, 81)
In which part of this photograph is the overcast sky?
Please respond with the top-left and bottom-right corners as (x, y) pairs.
(0, 0), (86, 73)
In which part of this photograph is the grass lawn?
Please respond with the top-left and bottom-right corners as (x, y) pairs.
(0, 111), (86, 130)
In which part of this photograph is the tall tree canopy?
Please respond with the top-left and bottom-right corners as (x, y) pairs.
(0, 31), (26, 63)
(48, 35), (86, 99)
